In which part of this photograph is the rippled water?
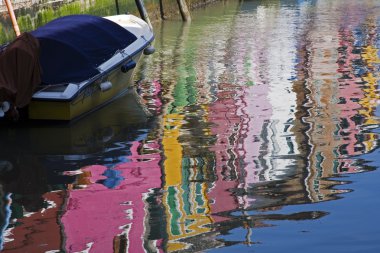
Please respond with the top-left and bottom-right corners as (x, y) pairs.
(1, 0), (380, 252)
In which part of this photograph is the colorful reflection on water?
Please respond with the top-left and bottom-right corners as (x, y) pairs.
(1, 0), (380, 252)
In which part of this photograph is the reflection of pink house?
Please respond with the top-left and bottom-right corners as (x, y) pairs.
(336, 29), (364, 173)
(207, 13), (275, 216)
(139, 80), (163, 115)
(232, 23), (268, 191)
(61, 140), (163, 253)
(225, 18), (275, 208)
(238, 83), (272, 186)
(208, 82), (242, 222)
(207, 80), (272, 220)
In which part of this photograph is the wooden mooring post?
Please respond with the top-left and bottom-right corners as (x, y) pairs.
(177, 0), (191, 22)
(135, 0), (153, 30)
(115, 0), (120, 14)
(4, 0), (20, 36)
(159, 0), (165, 20)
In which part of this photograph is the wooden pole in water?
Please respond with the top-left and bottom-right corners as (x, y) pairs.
(4, 0), (20, 36)
(114, 0), (120, 14)
(176, 0), (191, 22)
(135, 0), (153, 30)
(159, 0), (165, 20)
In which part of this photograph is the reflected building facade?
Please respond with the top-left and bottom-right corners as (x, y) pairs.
(0, 0), (380, 252)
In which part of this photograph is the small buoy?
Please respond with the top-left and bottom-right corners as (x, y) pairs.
(100, 81), (113, 92)
(143, 45), (155, 55)
(121, 60), (136, 73)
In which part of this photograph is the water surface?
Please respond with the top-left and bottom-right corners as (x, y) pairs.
(1, 0), (380, 252)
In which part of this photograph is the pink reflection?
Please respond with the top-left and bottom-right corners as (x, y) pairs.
(138, 80), (163, 115)
(336, 29), (364, 173)
(208, 82), (242, 222)
(62, 140), (163, 253)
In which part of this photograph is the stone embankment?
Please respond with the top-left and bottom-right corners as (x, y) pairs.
(0, 0), (220, 43)
(0, 0), (220, 20)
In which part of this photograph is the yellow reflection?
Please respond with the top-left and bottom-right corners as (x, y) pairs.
(359, 44), (380, 153)
(162, 111), (213, 252)
(162, 113), (184, 186)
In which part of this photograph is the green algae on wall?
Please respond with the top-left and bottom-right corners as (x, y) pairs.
(0, 0), (215, 44)
(0, 0), (138, 43)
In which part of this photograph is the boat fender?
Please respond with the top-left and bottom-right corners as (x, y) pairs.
(143, 45), (155, 55)
(121, 60), (136, 73)
(100, 81), (113, 92)
(0, 101), (10, 118)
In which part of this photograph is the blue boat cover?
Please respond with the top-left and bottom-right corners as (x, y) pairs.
(31, 15), (137, 84)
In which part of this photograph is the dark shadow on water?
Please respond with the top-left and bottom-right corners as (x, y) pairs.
(0, 89), (156, 208)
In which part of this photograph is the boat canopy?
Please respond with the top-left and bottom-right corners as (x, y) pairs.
(31, 15), (137, 84)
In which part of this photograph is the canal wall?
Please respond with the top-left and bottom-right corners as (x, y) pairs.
(0, 0), (221, 43)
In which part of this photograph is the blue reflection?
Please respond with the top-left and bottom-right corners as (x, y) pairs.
(0, 193), (12, 251)
(99, 169), (125, 189)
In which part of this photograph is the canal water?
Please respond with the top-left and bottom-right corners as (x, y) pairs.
(1, 0), (380, 252)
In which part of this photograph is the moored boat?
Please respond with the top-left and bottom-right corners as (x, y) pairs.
(0, 13), (154, 121)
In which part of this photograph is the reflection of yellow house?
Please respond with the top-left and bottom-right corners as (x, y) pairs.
(135, 14), (215, 251)
(158, 18), (217, 251)
(358, 45), (380, 152)
(304, 24), (380, 202)
(162, 111), (213, 252)
(163, 113), (184, 187)
(359, 73), (379, 151)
